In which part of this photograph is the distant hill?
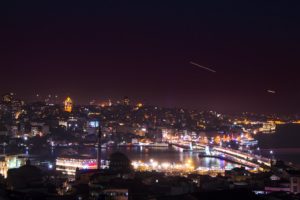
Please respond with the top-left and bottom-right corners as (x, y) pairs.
(255, 124), (300, 148)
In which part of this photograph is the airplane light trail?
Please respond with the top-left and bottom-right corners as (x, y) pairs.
(267, 90), (276, 94)
(190, 61), (216, 73)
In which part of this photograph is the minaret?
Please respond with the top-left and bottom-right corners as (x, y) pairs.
(97, 125), (102, 170)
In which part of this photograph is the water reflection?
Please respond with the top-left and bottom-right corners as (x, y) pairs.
(89, 146), (239, 169)
(3, 145), (240, 170)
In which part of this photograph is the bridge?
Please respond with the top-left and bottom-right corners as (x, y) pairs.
(170, 141), (271, 170)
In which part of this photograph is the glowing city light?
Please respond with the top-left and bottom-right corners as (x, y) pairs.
(64, 97), (73, 112)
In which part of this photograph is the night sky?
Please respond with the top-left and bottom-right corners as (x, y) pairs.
(1, 1), (300, 113)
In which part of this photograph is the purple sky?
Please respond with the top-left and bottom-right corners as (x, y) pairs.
(1, 1), (300, 113)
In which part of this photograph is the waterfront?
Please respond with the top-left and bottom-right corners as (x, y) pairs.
(5, 144), (300, 170)
(3, 141), (300, 173)
(52, 146), (240, 171)
(105, 146), (239, 170)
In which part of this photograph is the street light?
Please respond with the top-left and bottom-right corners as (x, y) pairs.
(270, 150), (275, 164)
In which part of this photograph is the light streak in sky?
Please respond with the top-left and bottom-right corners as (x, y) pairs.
(267, 90), (276, 94)
(190, 61), (216, 73)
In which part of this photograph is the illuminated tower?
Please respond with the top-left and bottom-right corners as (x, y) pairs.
(64, 97), (73, 112)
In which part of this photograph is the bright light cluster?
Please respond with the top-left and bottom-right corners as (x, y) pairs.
(56, 157), (97, 175)
(131, 159), (195, 173)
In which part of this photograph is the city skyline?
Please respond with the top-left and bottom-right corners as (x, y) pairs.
(2, 1), (300, 198)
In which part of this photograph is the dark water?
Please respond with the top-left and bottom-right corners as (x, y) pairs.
(52, 146), (300, 168)
(256, 124), (300, 166)
(4, 144), (300, 169)
(105, 147), (238, 169)
(256, 124), (300, 149)
(262, 148), (300, 166)
(51, 146), (239, 170)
